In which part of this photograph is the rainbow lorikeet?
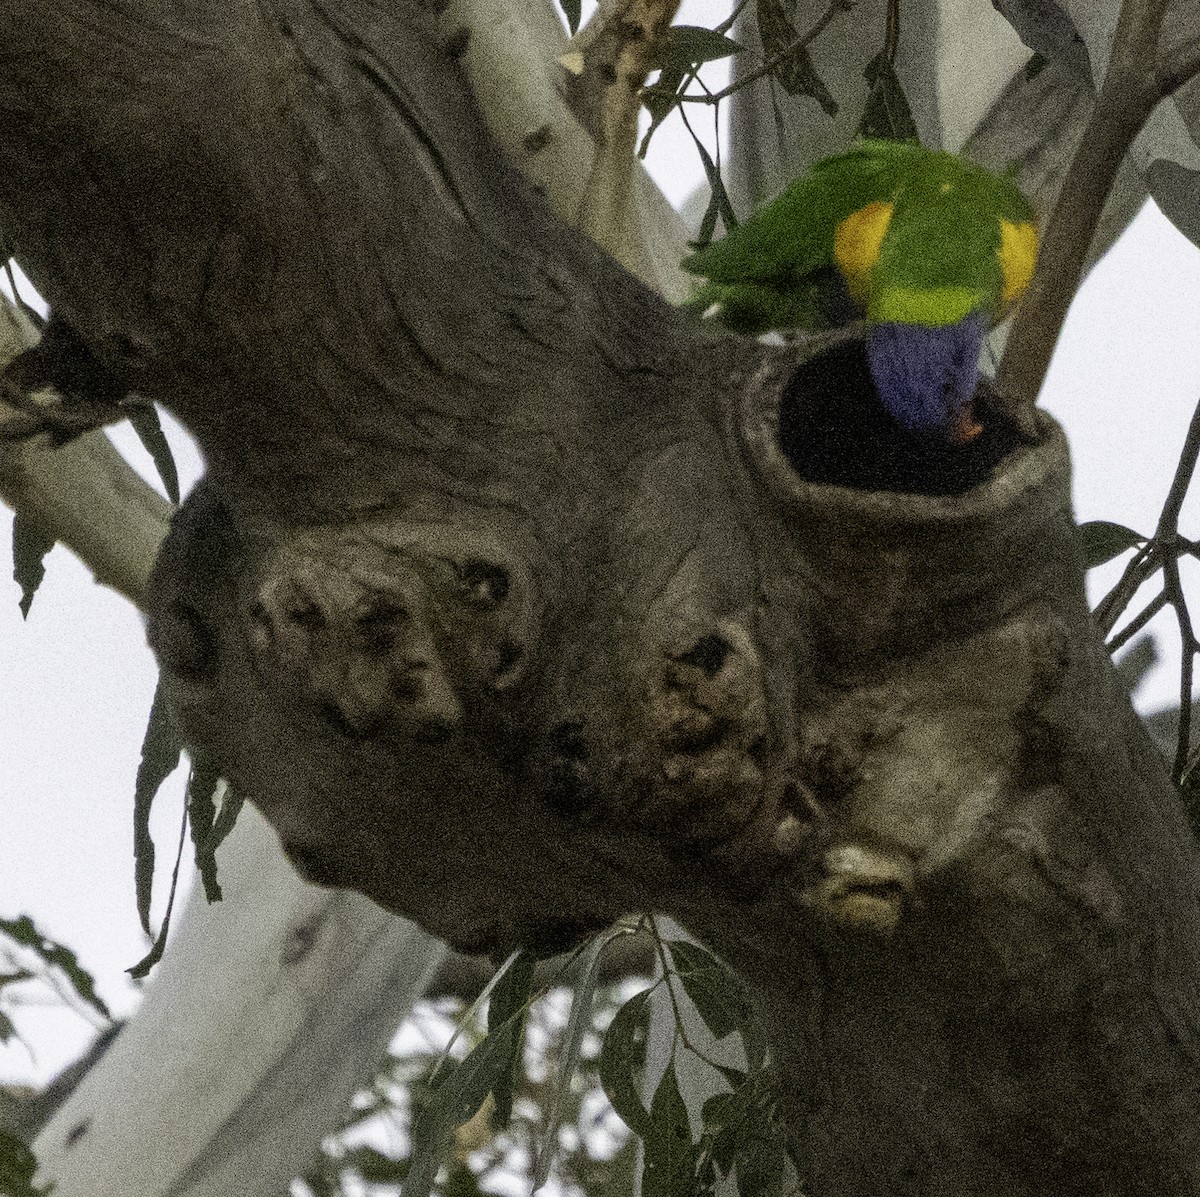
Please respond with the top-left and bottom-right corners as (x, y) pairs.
(682, 140), (1039, 443)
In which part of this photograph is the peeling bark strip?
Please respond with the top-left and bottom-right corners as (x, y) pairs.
(2, 0), (1200, 1191)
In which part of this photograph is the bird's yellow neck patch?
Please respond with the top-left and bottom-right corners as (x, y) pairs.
(998, 219), (1038, 307)
(872, 285), (983, 326)
(833, 200), (893, 303)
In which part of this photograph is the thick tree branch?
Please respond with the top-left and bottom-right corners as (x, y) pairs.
(2, 1), (1200, 1192)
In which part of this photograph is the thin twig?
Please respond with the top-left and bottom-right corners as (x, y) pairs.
(1158, 396), (1200, 535)
(665, 0), (854, 105)
(1095, 542), (1158, 635)
(1107, 590), (1168, 653)
(883, 0), (899, 65)
(715, 0), (755, 37)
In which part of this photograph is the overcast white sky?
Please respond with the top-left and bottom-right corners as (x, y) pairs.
(3, 2), (1200, 1094)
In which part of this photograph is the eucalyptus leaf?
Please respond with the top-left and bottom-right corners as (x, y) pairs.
(486, 950), (535, 1129)
(532, 932), (607, 1190)
(133, 681), (184, 937)
(641, 1060), (699, 1197)
(403, 1012), (525, 1197)
(11, 512), (53, 619)
(756, 0), (837, 114)
(1148, 159), (1200, 252)
(186, 758), (227, 903)
(857, 51), (918, 142)
(691, 138), (738, 240)
(128, 800), (188, 979)
(598, 986), (654, 1136)
(1078, 520), (1146, 568)
(667, 939), (755, 1041)
(127, 403), (181, 503)
(735, 1136), (788, 1195)
(992, 0), (1093, 85)
(700, 1069), (787, 1191)
(558, 0), (581, 35)
(344, 1144), (410, 1182)
(0, 913), (111, 1021)
(656, 26), (743, 71)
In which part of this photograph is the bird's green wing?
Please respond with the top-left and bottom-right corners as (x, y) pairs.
(682, 142), (912, 287)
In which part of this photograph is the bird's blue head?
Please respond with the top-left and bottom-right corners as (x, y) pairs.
(865, 312), (986, 442)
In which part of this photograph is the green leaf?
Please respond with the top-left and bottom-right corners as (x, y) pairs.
(0, 1128), (48, 1197)
(558, 0), (581, 35)
(655, 26), (743, 71)
(598, 986), (654, 1136)
(992, 0), (1092, 86)
(700, 1069), (787, 1190)
(128, 800), (189, 979)
(667, 939), (755, 1041)
(486, 950), (535, 1129)
(735, 1137), (788, 1196)
(127, 403), (181, 504)
(532, 932), (607, 1190)
(343, 1144), (409, 1182)
(404, 1013), (525, 1197)
(186, 758), (227, 903)
(857, 51), (918, 142)
(641, 1060), (699, 1197)
(1148, 160), (1200, 254)
(639, 67), (689, 156)
(0, 913), (111, 1021)
(207, 786), (245, 855)
(756, 0), (838, 114)
(11, 512), (53, 619)
(133, 682), (184, 937)
(691, 138), (738, 243)
(1078, 520), (1146, 569)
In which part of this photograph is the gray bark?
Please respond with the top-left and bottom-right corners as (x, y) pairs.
(1, 1), (1199, 1192)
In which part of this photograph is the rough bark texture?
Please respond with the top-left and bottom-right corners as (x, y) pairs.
(2, 1), (1200, 1192)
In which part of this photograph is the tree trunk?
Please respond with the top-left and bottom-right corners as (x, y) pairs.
(2, 1), (1199, 1192)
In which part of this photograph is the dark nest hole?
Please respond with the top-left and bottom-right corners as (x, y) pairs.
(778, 339), (1022, 495)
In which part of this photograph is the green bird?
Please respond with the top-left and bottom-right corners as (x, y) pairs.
(682, 139), (1038, 443)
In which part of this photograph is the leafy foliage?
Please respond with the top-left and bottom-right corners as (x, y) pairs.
(299, 919), (792, 1197)
(132, 681), (183, 937)
(756, 0), (837, 114)
(127, 688), (244, 976)
(0, 916), (110, 1192)
(0, 912), (111, 1023)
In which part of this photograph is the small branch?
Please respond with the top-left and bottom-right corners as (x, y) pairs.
(575, 0), (683, 284)
(1157, 394), (1200, 535)
(1107, 590), (1167, 653)
(665, 0), (854, 105)
(1095, 542), (1157, 636)
(996, 0), (1171, 418)
(883, 0), (900, 65)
